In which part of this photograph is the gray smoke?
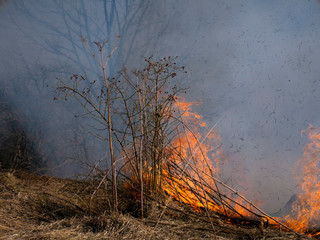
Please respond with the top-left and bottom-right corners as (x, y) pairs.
(1, 0), (320, 213)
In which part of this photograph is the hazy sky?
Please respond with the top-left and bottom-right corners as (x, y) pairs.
(1, 0), (320, 212)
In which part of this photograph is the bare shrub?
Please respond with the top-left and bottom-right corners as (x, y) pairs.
(56, 38), (186, 216)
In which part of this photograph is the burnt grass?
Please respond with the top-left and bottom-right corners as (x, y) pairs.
(0, 170), (316, 240)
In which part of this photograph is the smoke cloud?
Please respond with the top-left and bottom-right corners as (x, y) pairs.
(1, 0), (320, 213)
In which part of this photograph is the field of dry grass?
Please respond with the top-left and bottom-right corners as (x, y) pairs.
(0, 171), (312, 240)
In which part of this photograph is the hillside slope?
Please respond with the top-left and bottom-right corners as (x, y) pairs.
(0, 171), (308, 239)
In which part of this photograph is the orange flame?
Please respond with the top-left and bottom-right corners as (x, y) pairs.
(284, 126), (320, 234)
(165, 100), (320, 233)
(163, 98), (257, 217)
(163, 98), (222, 211)
(122, 96), (264, 220)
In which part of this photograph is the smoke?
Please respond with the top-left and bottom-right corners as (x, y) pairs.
(1, 0), (320, 212)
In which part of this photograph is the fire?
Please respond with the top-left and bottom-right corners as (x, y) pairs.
(122, 96), (285, 227)
(163, 98), (257, 218)
(163, 97), (223, 212)
(284, 125), (320, 234)
(173, 100), (207, 127)
(164, 100), (320, 234)
(122, 93), (320, 234)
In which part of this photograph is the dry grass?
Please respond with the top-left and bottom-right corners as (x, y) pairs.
(0, 171), (313, 239)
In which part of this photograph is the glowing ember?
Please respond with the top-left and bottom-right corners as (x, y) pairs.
(284, 125), (320, 234)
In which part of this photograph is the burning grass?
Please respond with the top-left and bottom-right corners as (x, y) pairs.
(283, 126), (320, 235)
(0, 170), (308, 239)
(152, 99), (320, 238)
(53, 49), (320, 238)
(1, 98), (318, 239)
